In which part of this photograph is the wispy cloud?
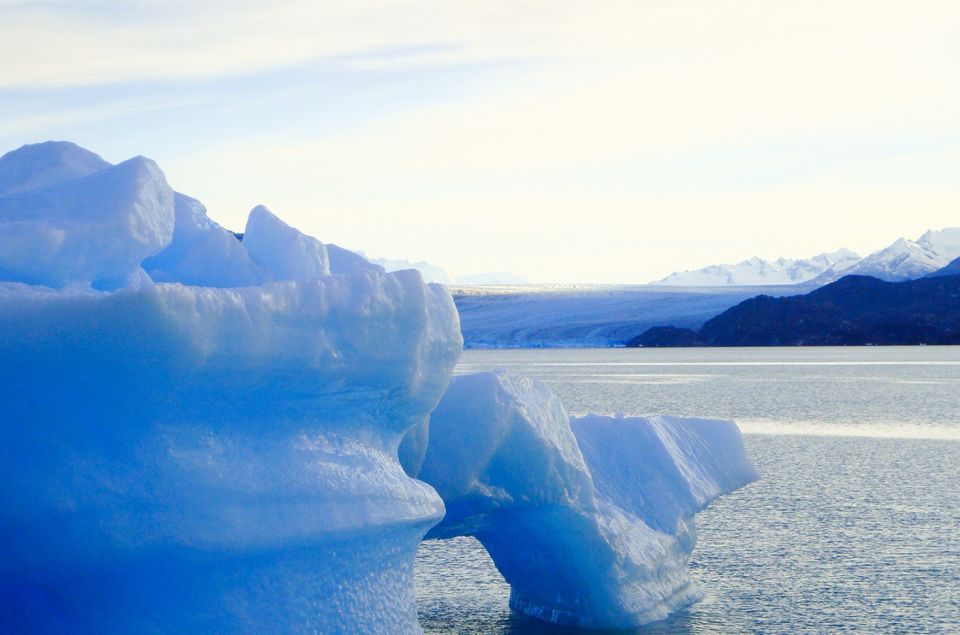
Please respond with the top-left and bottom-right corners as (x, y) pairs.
(2, 1), (960, 282)
(0, 1), (597, 88)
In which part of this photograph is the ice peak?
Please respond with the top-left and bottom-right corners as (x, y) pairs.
(248, 203), (279, 222)
(0, 140), (111, 196)
(243, 204), (332, 280)
(0, 152), (174, 290)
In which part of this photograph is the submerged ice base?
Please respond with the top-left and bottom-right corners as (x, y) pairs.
(407, 372), (758, 629)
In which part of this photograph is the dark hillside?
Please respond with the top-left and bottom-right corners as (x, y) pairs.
(628, 274), (960, 346)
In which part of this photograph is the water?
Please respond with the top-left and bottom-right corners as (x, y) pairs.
(415, 347), (960, 633)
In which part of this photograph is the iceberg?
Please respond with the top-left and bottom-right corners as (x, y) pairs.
(0, 140), (756, 632)
(0, 142), (461, 633)
(408, 371), (758, 629)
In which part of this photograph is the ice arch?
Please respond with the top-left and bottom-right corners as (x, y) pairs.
(404, 371), (758, 629)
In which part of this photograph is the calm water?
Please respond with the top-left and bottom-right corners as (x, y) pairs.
(415, 347), (960, 634)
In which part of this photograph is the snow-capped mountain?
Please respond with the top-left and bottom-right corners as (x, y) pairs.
(814, 228), (960, 283)
(652, 249), (860, 286)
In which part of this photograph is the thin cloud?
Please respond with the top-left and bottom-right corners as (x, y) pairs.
(2, 1), (960, 282)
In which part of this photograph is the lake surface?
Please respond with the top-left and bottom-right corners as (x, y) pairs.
(415, 347), (960, 633)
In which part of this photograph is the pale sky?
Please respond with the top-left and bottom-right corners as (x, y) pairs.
(1, 1), (959, 283)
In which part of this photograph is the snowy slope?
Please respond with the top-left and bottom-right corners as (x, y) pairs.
(653, 249), (859, 286)
(927, 256), (960, 278)
(815, 228), (960, 283)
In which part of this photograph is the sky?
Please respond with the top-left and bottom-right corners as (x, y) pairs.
(1, 0), (959, 283)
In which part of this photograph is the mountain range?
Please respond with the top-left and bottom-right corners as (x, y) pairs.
(652, 249), (859, 286)
(653, 228), (960, 286)
(629, 273), (960, 347)
(813, 229), (960, 283)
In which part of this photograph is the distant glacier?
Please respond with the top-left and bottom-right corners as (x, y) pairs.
(453, 283), (802, 348)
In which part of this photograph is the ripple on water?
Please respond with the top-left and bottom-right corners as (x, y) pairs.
(415, 435), (960, 634)
(415, 348), (960, 633)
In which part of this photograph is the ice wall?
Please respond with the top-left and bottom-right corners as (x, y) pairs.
(0, 142), (461, 633)
(410, 371), (758, 629)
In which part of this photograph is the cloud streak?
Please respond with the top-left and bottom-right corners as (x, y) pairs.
(2, 1), (960, 282)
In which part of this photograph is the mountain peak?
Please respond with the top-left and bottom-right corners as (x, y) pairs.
(652, 249), (859, 286)
(813, 228), (960, 283)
